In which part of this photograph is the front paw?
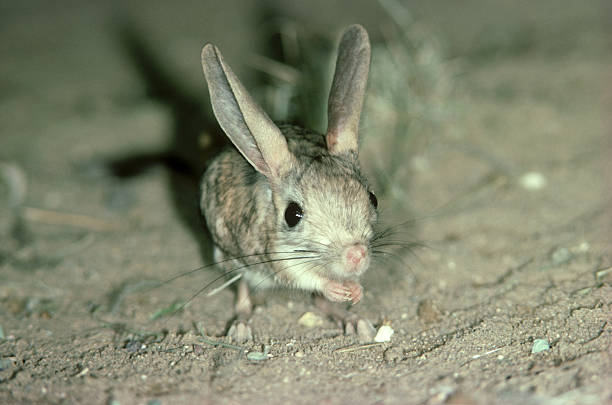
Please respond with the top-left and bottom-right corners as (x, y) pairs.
(323, 280), (363, 304)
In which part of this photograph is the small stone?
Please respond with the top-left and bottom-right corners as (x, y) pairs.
(374, 325), (394, 343)
(247, 345), (270, 362)
(595, 266), (612, 282)
(124, 340), (142, 353)
(0, 358), (13, 371)
(550, 246), (573, 266)
(294, 351), (304, 358)
(519, 171), (547, 190)
(428, 385), (455, 404)
(531, 339), (550, 354)
(298, 312), (324, 328)
(246, 351), (269, 362)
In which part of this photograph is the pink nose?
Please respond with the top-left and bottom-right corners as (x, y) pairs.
(345, 244), (367, 269)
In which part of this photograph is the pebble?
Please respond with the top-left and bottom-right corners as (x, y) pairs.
(247, 346), (270, 362)
(519, 171), (547, 190)
(550, 246), (573, 265)
(531, 339), (550, 354)
(374, 325), (394, 343)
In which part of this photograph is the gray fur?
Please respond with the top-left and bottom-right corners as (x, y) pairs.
(200, 25), (376, 302)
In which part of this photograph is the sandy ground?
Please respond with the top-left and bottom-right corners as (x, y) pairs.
(1, 1), (611, 404)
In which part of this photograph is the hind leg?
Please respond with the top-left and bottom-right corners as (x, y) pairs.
(213, 247), (253, 343)
(226, 278), (253, 342)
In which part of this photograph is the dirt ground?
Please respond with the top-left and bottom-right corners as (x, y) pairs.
(1, 1), (611, 404)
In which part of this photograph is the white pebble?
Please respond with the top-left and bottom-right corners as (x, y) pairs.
(578, 241), (590, 252)
(519, 171), (547, 190)
(531, 339), (550, 354)
(374, 325), (394, 343)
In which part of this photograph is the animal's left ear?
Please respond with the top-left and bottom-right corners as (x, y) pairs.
(325, 24), (371, 158)
(201, 44), (295, 180)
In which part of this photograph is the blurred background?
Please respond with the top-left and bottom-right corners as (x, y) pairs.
(2, 0), (609, 239)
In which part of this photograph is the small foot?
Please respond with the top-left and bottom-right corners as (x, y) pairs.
(346, 317), (376, 343)
(227, 321), (253, 343)
(227, 279), (253, 343)
(314, 295), (375, 343)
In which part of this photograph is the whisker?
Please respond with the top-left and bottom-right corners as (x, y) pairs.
(164, 254), (320, 318)
(373, 219), (418, 236)
(370, 240), (425, 250)
(374, 242), (424, 267)
(218, 255), (325, 315)
(371, 247), (420, 278)
(249, 256), (324, 295)
(371, 224), (418, 242)
(372, 249), (407, 264)
(144, 249), (321, 293)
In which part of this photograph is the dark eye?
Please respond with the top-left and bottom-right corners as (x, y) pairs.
(284, 202), (303, 227)
(368, 191), (378, 209)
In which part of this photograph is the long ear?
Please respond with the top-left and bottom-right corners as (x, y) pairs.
(326, 24), (371, 157)
(201, 44), (294, 179)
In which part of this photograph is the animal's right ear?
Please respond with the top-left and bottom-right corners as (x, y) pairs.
(325, 24), (371, 158)
(201, 44), (294, 180)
